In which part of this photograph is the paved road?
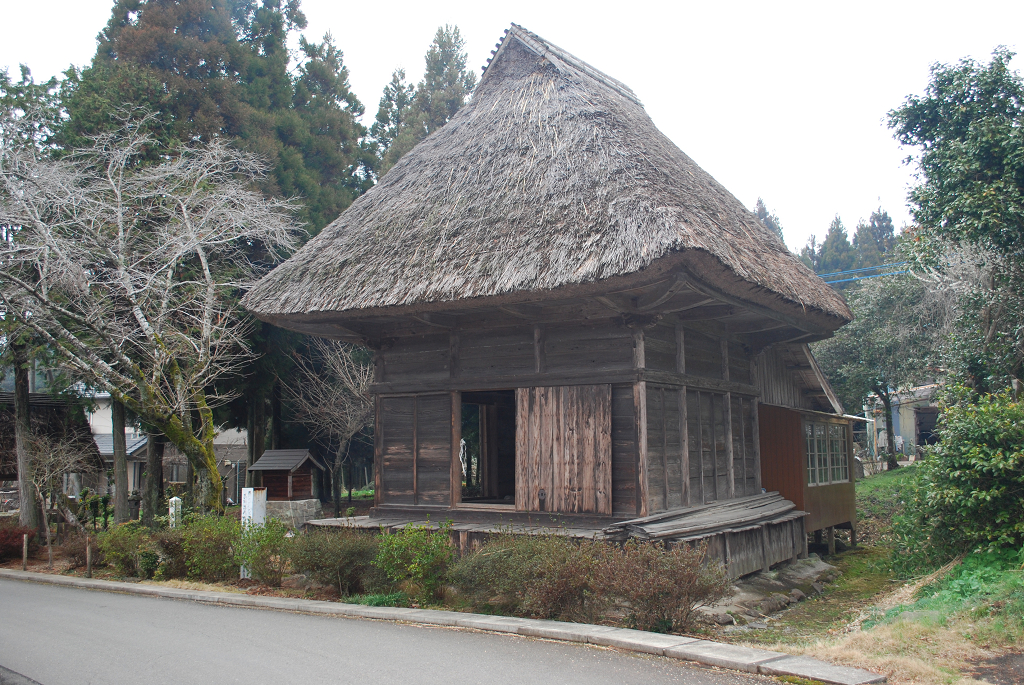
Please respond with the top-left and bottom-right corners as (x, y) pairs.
(0, 579), (766, 685)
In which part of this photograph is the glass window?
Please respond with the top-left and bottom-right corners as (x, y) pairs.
(806, 421), (850, 486)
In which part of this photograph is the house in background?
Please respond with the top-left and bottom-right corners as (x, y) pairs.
(869, 383), (941, 461)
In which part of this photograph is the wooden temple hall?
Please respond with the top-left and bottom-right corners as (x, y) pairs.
(243, 25), (861, 577)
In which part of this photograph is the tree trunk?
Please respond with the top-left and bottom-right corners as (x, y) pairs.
(332, 439), (349, 517)
(270, 381), (281, 451)
(40, 494), (52, 569)
(142, 433), (165, 527)
(878, 390), (900, 471)
(112, 400), (129, 523)
(14, 343), (38, 532)
(246, 393), (266, 488)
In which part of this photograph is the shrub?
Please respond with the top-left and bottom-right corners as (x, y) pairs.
(62, 531), (99, 568)
(451, 534), (611, 622)
(0, 525), (35, 562)
(234, 519), (291, 587)
(375, 520), (454, 604)
(290, 528), (381, 596)
(605, 540), (730, 632)
(917, 390), (1024, 550)
(99, 522), (152, 577)
(181, 514), (240, 582)
(152, 527), (188, 579)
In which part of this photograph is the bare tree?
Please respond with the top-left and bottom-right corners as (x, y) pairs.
(27, 433), (96, 568)
(285, 338), (373, 513)
(0, 111), (300, 511)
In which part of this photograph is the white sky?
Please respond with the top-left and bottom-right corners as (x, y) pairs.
(3, 0), (1023, 251)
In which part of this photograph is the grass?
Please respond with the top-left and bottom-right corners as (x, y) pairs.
(725, 469), (1024, 685)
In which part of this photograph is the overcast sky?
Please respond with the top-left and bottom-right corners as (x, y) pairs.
(3, 1), (1022, 251)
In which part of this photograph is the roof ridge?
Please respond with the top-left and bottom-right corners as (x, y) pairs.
(481, 24), (642, 106)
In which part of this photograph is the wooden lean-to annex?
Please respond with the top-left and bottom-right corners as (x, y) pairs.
(243, 24), (859, 577)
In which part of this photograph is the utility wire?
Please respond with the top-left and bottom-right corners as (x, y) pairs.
(823, 271), (909, 285)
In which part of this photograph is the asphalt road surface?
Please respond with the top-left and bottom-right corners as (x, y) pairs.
(0, 579), (767, 685)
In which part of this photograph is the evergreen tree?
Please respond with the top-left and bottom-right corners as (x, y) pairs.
(59, 0), (370, 233)
(371, 69), (415, 156)
(853, 208), (896, 268)
(754, 197), (785, 245)
(801, 216), (856, 281)
(380, 25), (476, 174)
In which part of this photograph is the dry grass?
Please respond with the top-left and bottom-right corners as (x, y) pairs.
(782, 616), (1000, 685)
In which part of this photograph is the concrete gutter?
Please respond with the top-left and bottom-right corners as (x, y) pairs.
(0, 569), (884, 685)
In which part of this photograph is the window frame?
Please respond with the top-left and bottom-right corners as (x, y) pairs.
(804, 419), (850, 486)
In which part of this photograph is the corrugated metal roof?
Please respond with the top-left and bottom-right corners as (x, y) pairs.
(93, 434), (148, 459)
(248, 449), (324, 472)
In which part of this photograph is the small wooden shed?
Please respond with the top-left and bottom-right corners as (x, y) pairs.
(247, 449), (325, 501)
(243, 25), (858, 573)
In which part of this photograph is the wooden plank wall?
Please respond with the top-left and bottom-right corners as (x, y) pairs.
(758, 404), (805, 510)
(611, 385), (637, 516)
(515, 384), (613, 515)
(379, 394), (451, 506)
(752, 347), (811, 409)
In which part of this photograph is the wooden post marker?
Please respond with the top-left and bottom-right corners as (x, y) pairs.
(22, 533), (28, 571)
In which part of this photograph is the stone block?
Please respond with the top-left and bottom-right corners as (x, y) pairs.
(664, 640), (787, 673)
(265, 499), (323, 529)
(587, 629), (698, 655)
(758, 655), (887, 684)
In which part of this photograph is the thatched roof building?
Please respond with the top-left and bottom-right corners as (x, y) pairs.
(243, 24), (850, 335)
(243, 26), (859, 578)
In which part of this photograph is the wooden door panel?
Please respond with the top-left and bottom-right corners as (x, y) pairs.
(515, 384), (612, 515)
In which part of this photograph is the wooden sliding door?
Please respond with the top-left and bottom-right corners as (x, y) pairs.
(515, 384), (612, 515)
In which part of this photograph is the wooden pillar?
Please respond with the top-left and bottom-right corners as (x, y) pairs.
(412, 396), (419, 505)
(634, 381), (648, 517)
(827, 526), (836, 556)
(679, 386), (689, 507)
(752, 398), (762, 492)
(373, 395), (382, 507)
(851, 526), (858, 548)
(449, 332), (460, 379)
(723, 532), (732, 579)
(675, 324), (686, 374)
(533, 325), (546, 374)
(450, 391), (462, 508)
(660, 387), (669, 510)
(724, 392), (735, 499)
(287, 472), (293, 499)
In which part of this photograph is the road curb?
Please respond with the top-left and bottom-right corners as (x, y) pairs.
(0, 569), (885, 685)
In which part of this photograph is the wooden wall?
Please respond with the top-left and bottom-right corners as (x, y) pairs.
(758, 404), (805, 510)
(514, 385), (612, 514)
(752, 347), (813, 410)
(378, 394), (451, 506)
(262, 465), (315, 501)
(373, 318), (779, 518)
(759, 403), (857, 532)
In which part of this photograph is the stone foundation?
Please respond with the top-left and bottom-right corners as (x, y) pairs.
(266, 499), (323, 529)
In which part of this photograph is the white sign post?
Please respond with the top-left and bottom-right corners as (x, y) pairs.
(240, 487), (267, 579)
(168, 497), (182, 528)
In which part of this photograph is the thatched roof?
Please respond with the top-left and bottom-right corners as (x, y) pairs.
(243, 25), (850, 327)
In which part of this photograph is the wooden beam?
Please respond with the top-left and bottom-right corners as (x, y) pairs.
(674, 305), (734, 321)
(752, 398), (762, 492)
(680, 275), (833, 337)
(450, 391), (462, 508)
(632, 328), (645, 370)
(679, 386), (689, 507)
(802, 344), (845, 414)
(637, 275), (690, 311)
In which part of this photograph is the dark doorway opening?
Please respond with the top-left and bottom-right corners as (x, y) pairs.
(461, 390), (516, 505)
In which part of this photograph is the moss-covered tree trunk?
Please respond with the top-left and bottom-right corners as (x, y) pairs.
(142, 433), (165, 527)
(112, 400), (129, 523)
(877, 388), (900, 471)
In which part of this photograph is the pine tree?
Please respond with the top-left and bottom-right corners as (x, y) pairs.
(380, 25), (477, 174)
(371, 69), (415, 156)
(754, 197), (786, 245)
